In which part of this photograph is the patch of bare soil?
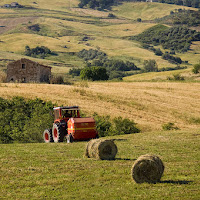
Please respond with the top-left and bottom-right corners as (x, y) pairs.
(0, 17), (38, 34)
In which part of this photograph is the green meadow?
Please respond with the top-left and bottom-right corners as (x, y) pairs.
(0, 129), (199, 199)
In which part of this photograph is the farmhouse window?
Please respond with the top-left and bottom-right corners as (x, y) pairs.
(22, 64), (26, 69)
(22, 77), (26, 83)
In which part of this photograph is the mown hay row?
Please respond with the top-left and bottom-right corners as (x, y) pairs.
(131, 154), (164, 183)
(85, 139), (118, 160)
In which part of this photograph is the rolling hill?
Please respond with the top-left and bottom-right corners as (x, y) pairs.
(0, 0), (200, 81)
(0, 2), (200, 199)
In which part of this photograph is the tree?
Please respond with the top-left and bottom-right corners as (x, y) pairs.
(80, 66), (109, 81)
(192, 63), (200, 74)
(143, 60), (158, 72)
(78, 0), (115, 10)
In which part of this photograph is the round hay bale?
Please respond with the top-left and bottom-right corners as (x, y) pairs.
(85, 139), (118, 160)
(137, 154), (164, 175)
(131, 154), (164, 183)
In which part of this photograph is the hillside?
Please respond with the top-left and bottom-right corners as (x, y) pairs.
(0, 1), (200, 81)
(0, 129), (199, 199)
(0, 82), (200, 132)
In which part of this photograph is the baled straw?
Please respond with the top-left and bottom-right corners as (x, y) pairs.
(131, 154), (164, 183)
(85, 139), (118, 160)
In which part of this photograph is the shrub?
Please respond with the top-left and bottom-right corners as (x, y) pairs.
(162, 122), (179, 131)
(192, 63), (200, 74)
(25, 46), (56, 58)
(93, 113), (112, 137)
(69, 68), (82, 77)
(143, 60), (158, 72)
(0, 97), (54, 143)
(111, 116), (140, 135)
(173, 74), (185, 81)
(93, 113), (140, 137)
(108, 13), (116, 18)
(50, 75), (64, 84)
(80, 66), (109, 81)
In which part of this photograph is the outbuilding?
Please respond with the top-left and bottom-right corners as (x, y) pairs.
(7, 58), (51, 83)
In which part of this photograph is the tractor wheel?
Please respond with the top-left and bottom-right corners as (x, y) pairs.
(52, 123), (64, 143)
(43, 129), (53, 143)
(67, 134), (74, 143)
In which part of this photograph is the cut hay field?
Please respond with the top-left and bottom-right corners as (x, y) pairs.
(0, 129), (199, 199)
(0, 82), (200, 132)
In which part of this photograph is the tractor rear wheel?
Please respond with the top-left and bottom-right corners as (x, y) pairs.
(67, 134), (73, 143)
(52, 123), (64, 143)
(43, 129), (53, 143)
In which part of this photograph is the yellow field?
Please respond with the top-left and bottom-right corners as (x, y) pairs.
(0, 82), (199, 132)
(112, 2), (198, 20)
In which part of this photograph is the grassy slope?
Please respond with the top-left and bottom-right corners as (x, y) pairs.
(0, 129), (199, 199)
(112, 2), (197, 20)
(0, 82), (200, 132)
(0, 1), (199, 80)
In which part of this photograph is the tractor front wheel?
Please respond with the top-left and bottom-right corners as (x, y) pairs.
(52, 123), (64, 143)
(43, 129), (53, 143)
(67, 134), (74, 143)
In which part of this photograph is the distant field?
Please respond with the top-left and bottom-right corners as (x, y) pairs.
(112, 2), (198, 20)
(1, 0), (199, 75)
(0, 129), (199, 199)
(0, 82), (200, 132)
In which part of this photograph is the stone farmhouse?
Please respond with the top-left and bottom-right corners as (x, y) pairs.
(7, 58), (51, 83)
(1, 2), (23, 8)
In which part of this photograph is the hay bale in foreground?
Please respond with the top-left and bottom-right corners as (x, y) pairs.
(85, 139), (118, 160)
(131, 154), (164, 183)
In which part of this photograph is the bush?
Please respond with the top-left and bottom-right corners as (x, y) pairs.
(78, 0), (115, 10)
(93, 113), (112, 137)
(143, 60), (158, 72)
(111, 116), (140, 135)
(80, 66), (109, 81)
(162, 122), (179, 131)
(192, 63), (200, 74)
(173, 74), (185, 81)
(25, 46), (56, 58)
(108, 13), (116, 18)
(93, 113), (140, 137)
(50, 75), (64, 84)
(69, 68), (82, 77)
(167, 74), (185, 81)
(0, 97), (54, 143)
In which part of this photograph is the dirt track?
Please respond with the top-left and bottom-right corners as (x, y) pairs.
(0, 17), (38, 34)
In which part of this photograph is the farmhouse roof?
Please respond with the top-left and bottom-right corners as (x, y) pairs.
(9, 58), (52, 69)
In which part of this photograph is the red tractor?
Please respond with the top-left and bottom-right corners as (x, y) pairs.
(43, 106), (98, 143)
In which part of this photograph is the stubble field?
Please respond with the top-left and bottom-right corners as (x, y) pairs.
(0, 81), (200, 132)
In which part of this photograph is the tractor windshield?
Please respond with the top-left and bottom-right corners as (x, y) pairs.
(62, 109), (79, 118)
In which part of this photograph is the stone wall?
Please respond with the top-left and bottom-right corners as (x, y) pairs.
(7, 58), (51, 83)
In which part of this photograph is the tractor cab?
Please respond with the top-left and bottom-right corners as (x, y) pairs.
(53, 106), (80, 123)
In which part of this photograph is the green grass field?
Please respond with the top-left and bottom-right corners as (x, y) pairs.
(0, 129), (199, 199)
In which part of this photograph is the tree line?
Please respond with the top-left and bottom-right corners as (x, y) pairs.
(78, 0), (114, 10)
(0, 97), (140, 143)
(158, 0), (200, 8)
(131, 24), (200, 53)
(156, 9), (200, 27)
